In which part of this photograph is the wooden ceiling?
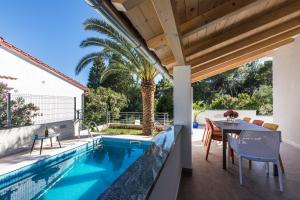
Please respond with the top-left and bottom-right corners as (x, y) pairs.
(111, 0), (300, 82)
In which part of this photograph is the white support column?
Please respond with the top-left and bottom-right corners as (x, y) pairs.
(173, 65), (192, 172)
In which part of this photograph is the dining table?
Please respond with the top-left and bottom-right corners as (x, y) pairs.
(213, 119), (279, 175)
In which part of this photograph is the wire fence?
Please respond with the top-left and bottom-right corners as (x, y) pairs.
(0, 93), (76, 129)
(107, 112), (170, 126)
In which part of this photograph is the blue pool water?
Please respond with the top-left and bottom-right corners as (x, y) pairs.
(0, 138), (151, 200)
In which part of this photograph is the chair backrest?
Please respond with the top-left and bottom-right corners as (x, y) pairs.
(263, 123), (279, 131)
(252, 120), (264, 126)
(206, 118), (219, 132)
(205, 118), (212, 132)
(237, 130), (281, 159)
(243, 117), (251, 123)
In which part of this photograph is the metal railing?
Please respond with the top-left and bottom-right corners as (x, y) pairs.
(0, 93), (77, 129)
(107, 112), (169, 126)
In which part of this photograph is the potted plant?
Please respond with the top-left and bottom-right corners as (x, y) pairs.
(224, 109), (239, 122)
(193, 110), (200, 128)
(193, 101), (206, 128)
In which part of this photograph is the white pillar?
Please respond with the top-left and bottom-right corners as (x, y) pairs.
(173, 65), (192, 172)
(273, 37), (300, 148)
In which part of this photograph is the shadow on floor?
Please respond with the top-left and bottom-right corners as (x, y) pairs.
(177, 129), (300, 200)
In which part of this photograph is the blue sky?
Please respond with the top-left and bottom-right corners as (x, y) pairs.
(0, 0), (102, 85)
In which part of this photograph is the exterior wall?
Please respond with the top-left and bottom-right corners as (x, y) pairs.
(149, 126), (182, 200)
(0, 120), (75, 157)
(0, 47), (84, 109)
(196, 110), (273, 125)
(173, 66), (192, 170)
(272, 37), (300, 149)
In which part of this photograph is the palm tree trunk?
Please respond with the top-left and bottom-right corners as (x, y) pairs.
(141, 80), (156, 135)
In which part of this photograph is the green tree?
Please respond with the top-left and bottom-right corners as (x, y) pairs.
(100, 70), (135, 95)
(87, 58), (104, 89)
(122, 85), (142, 112)
(155, 77), (173, 117)
(84, 87), (127, 125)
(235, 93), (255, 110)
(76, 19), (160, 135)
(193, 60), (273, 115)
(252, 85), (273, 115)
(87, 57), (136, 95)
(210, 94), (239, 110)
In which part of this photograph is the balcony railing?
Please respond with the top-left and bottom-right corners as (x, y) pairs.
(107, 112), (170, 126)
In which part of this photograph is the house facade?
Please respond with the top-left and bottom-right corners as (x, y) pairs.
(0, 37), (88, 112)
(0, 37), (88, 156)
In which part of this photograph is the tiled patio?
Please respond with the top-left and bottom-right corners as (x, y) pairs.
(178, 128), (300, 200)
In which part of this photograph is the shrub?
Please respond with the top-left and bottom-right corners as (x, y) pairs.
(0, 82), (39, 128)
(84, 87), (128, 125)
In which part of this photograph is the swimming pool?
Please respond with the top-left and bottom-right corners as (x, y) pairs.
(0, 138), (152, 200)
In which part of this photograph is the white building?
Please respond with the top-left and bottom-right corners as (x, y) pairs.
(0, 37), (89, 156)
(0, 37), (88, 116)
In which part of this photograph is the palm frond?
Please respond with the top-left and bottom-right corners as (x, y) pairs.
(83, 18), (126, 45)
(75, 52), (103, 75)
(77, 19), (160, 82)
(108, 53), (139, 75)
(100, 64), (137, 82)
(81, 38), (135, 64)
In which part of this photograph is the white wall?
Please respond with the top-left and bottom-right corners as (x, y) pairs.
(0, 120), (75, 157)
(0, 47), (84, 109)
(273, 37), (300, 149)
(195, 110), (273, 125)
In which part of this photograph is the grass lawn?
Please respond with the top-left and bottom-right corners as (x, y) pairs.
(101, 128), (143, 135)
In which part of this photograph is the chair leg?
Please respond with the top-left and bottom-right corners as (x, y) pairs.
(30, 139), (36, 154)
(248, 160), (252, 169)
(239, 156), (243, 185)
(230, 148), (234, 164)
(204, 131), (210, 146)
(205, 135), (212, 160)
(266, 162), (270, 174)
(279, 154), (285, 174)
(57, 136), (61, 148)
(202, 127), (207, 142)
(276, 160), (284, 192)
(227, 144), (231, 167)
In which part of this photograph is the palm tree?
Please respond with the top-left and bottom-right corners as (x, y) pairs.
(76, 19), (159, 135)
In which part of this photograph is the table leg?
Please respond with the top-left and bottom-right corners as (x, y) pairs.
(50, 138), (53, 147)
(40, 139), (43, 155)
(222, 130), (227, 169)
(30, 139), (36, 154)
(57, 136), (61, 148)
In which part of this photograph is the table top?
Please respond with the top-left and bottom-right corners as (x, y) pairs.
(32, 133), (60, 140)
(214, 119), (271, 132)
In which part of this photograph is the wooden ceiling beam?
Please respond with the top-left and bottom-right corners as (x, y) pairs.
(161, 54), (175, 66)
(146, 34), (167, 50)
(112, 0), (145, 12)
(191, 37), (295, 76)
(151, 0), (185, 65)
(189, 19), (300, 68)
(191, 38), (294, 81)
(181, 0), (260, 38)
(191, 52), (270, 83)
(185, 0), (300, 60)
(145, 0), (258, 51)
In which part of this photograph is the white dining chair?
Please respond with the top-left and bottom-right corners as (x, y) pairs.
(227, 130), (283, 191)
